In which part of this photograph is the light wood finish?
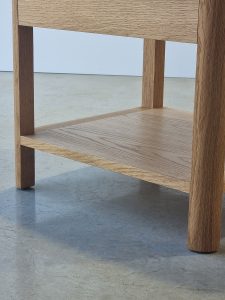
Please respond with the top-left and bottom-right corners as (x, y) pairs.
(18, 0), (199, 43)
(36, 108), (145, 132)
(13, 0), (225, 254)
(188, 0), (225, 253)
(21, 108), (195, 193)
(13, 0), (35, 189)
(142, 39), (165, 108)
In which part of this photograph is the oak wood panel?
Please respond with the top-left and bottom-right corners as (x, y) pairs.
(20, 108), (196, 193)
(142, 39), (165, 108)
(36, 108), (145, 132)
(18, 0), (199, 43)
(188, 0), (225, 253)
(13, 0), (35, 189)
(36, 107), (193, 133)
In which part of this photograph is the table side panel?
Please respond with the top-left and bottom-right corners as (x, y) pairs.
(18, 0), (199, 42)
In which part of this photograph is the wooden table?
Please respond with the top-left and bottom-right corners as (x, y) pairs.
(13, 0), (225, 253)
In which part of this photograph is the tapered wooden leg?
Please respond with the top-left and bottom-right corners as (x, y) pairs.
(188, 0), (225, 253)
(13, 1), (35, 189)
(142, 39), (165, 108)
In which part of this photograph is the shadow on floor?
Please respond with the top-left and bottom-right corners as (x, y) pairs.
(1, 167), (225, 292)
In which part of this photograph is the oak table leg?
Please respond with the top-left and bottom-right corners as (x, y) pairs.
(13, 0), (35, 189)
(188, 0), (225, 253)
(142, 39), (165, 108)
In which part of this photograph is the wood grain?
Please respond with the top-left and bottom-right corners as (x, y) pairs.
(20, 108), (196, 193)
(18, 0), (199, 43)
(36, 108), (145, 132)
(142, 39), (165, 108)
(13, 0), (35, 189)
(188, 0), (225, 253)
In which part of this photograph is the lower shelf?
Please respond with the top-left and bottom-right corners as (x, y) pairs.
(21, 107), (196, 192)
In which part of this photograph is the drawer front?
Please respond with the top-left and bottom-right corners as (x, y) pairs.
(18, 0), (199, 43)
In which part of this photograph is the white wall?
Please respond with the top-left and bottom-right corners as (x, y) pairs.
(0, 0), (197, 78)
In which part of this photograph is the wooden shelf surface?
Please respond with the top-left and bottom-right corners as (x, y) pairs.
(21, 107), (198, 192)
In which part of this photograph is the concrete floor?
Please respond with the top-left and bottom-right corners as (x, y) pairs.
(1, 72), (225, 300)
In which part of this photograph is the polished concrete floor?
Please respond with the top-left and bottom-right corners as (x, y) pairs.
(1, 72), (225, 300)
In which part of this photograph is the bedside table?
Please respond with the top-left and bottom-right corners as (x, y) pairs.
(13, 0), (225, 253)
